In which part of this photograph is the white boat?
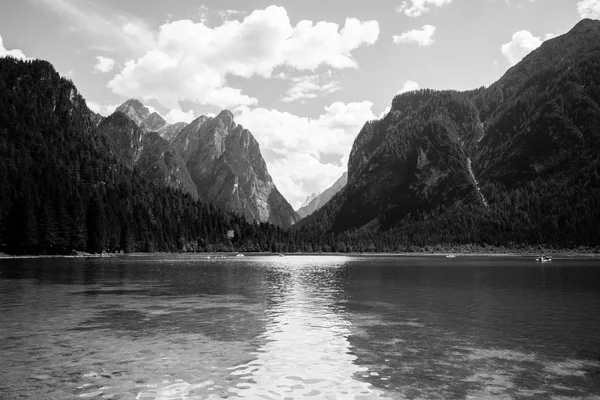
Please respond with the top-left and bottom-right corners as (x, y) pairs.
(446, 254), (456, 258)
(236, 253), (245, 257)
(536, 256), (552, 262)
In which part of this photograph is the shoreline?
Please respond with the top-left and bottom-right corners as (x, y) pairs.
(1, 251), (599, 260)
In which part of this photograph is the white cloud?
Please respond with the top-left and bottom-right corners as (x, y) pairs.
(108, 6), (379, 110)
(86, 101), (119, 116)
(397, 0), (453, 17)
(501, 30), (550, 66)
(282, 75), (341, 102)
(577, 0), (600, 18)
(0, 34), (29, 60)
(93, 56), (115, 73)
(165, 109), (195, 124)
(378, 106), (391, 119)
(34, 0), (155, 54)
(393, 25), (436, 46)
(396, 80), (420, 95)
(236, 101), (376, 208)
(267, 154), (346, 209)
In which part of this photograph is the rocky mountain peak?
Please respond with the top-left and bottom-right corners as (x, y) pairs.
(141, 111), (167, 133)
(212, 110), (237, 134)
(115, 99), (151, 126)
(170, 109), (298, 228)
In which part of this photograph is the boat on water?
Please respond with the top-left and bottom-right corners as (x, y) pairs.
(446, 254), (456, 258)
(236, 253), (245, 257)
(536, 255), (552, 262)
(278, 253), (285, 257)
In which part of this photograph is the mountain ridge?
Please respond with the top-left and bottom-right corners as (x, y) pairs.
(293, 18), (600, 250)
(296, 172), (348, 219)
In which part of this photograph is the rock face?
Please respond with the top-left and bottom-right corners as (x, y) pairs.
(158, 122), (187, 143)
(98, 111), (197, 198)
(141, 112), (167, 133)
(297, 18), (600, 239)
(296, 172), (348, 219)
(115, 99), (150, 126)
(172, 110), (299, 228)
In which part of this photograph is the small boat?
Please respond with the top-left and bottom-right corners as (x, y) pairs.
(278, 253), (285, 257)
(236, 253), (245, 257)
(446, 254), (456, 258)
(536, 255), (552, 262)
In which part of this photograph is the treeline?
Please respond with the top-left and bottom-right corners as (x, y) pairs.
(0, 58), (288, 255)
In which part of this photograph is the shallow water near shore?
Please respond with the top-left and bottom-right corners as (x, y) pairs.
(1, 254), (600, 399)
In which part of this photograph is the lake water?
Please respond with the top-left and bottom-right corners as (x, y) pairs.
(1, 255), (600, 400)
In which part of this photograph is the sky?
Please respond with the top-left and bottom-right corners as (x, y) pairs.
(1, 0), (598, 209)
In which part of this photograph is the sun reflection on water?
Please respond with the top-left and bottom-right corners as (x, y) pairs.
(224, 256), (392, 399)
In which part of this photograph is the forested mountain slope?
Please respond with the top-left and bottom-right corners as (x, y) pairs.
(0, 58), (288, 254)
(293, 19), (600, 251)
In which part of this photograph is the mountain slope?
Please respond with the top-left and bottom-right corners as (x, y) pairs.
(0, 57), (290, 254)
(172, 110), (299, 228)
(97, 111), (198, 198)
(295, 19), (600, 249)
(296, 172), (348, 219)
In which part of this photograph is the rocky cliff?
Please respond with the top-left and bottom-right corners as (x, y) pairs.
(98, 111), (197, 198)
(172, 110), (299, 228)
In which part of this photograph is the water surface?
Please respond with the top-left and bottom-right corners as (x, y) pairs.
(1, 255), (599, 399)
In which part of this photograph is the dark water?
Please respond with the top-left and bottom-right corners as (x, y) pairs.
(1, 255), (600, 399)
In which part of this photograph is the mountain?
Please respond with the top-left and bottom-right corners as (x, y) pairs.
(295, 19), (600, 250)
(0, 57), (290, 254)
(300, 193), (318, 209)
(97, 111), (198, 198)
(172, 110), (299, 228)
(141, 111), (167, 132)
(158, 121), (187, 143)
(296, 172), (348, 219)
(115, 99), (150, 126)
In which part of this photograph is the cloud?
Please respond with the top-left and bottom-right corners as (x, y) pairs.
(0, 34), (29, 60)
(397, 0), (453, 17)
(165, 109), (195, 124)
(501, 30), (551, 66)
(393, 25), (436, 46)
(93, 56), (115, 73)
(266, 153), (347, 209)
(108, 6), (379, 110)
(282, 75), (341, 102)
(33, 0), (155, 54)
(396, 80), (420, 95)
(236, 101), (376, 208)
(577, 0), (600, 18)
(86, 101), (119, 116)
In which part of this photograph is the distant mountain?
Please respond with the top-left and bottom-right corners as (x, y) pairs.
(295, 19), (600, 249)
(97, 111), (198, 198)
(172, 110), (299, 228)
(296, 172), (347, 219)
(300, 193), (318, 209)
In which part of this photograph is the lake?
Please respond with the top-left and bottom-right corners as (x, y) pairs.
(1, 254), (599, 399)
